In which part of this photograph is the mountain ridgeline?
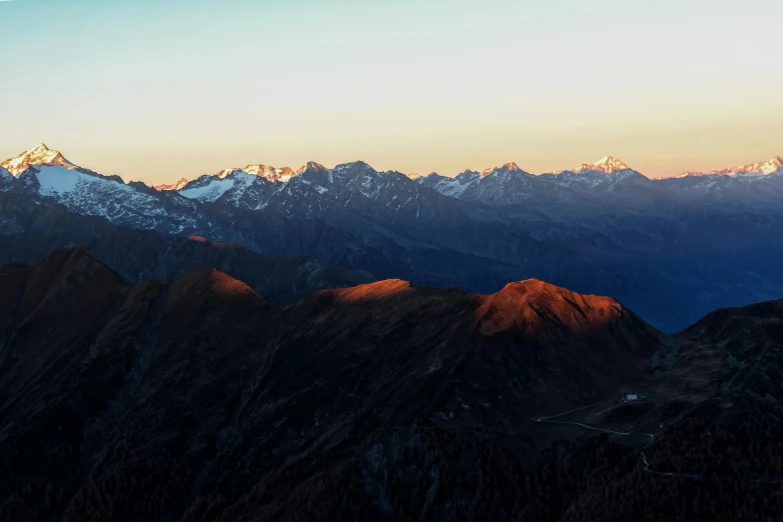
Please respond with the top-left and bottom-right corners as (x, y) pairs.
(0, 249), (781, 521)
(2, 144), (783, 331)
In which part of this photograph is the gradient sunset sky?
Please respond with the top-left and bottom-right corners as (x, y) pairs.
(1, 0), (781, 183)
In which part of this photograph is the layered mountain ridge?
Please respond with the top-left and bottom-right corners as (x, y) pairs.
(0, 249), (663, 521)
(2, 144), (783, 331)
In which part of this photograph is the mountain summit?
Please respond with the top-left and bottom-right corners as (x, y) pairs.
(480, 162), (524, 177)
(572, 156), (634, 174)
(0, 143), (77, 175)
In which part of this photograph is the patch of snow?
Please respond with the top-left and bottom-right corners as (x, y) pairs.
(180, 177), (234, 202)
(435, 178), (470, 198)
(35, 165), (82, 195)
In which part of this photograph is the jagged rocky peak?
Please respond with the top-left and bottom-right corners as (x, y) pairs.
(1, 143), (78, 175)
(243, 164), (296, 182)
(296, 161), (328, 175)
(212, 164), (295, 182)
(572, 156), (633, 174)
(327, 161), (378, 182)
(154, 178), (190, 191)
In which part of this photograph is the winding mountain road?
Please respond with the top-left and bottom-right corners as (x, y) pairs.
(536, 402), (783, 484)
(533, 418), (646, 437)
(642, 452), (703, 479)
(532, 402), (655, 439)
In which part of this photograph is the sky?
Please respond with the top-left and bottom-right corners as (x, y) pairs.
(1, 0), (782, 183)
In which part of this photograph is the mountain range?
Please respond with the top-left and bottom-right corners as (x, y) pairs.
(2, 144), (783, 331)
(0, 248), (780, 521)
(0, 191), (372, 305)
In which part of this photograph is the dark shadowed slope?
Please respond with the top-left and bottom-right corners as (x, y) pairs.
(556, 299), (783, 522)
(0, 248), (664, 521)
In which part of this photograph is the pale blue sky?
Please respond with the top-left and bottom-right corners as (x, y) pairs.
(1, 0), (781, 182)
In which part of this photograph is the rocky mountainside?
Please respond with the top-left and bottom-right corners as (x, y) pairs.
(0, 167), (13, 192)
(154, 177), (190, 191)
(0, 250), (781, 521)
(2, 144), (783, 331)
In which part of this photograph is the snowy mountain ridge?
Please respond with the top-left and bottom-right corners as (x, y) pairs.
(676, 156), (783, 178)
(2, 145), (782, 217)
(5, 145), (782, 189)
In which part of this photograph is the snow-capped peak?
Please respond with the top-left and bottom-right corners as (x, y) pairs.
(1, 143), (78, 175)
(572, 156), (632, 174)
(481, 162), (522, 177)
